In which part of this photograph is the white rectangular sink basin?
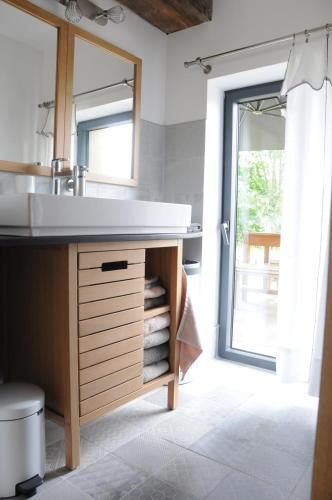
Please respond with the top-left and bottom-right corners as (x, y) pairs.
(0, 193), (192, 237)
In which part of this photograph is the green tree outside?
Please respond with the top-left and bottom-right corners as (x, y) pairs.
(236, 150), (284, 243)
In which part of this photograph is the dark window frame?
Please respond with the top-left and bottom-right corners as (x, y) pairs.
(218, 80), (284, 371)
(76, 111), (133, 167)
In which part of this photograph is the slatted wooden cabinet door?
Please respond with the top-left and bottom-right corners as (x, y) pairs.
(77, 246), (145, 417)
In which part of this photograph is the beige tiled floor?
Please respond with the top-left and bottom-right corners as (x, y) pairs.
(233, 280), (278, 357)
(10, 359), (318, 500)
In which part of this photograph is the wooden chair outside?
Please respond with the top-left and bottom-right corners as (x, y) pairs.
(243, 232), (281, 265)
(236, 232), (281, 302)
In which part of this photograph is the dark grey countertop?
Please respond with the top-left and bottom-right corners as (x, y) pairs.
(0, 232), (202, 247)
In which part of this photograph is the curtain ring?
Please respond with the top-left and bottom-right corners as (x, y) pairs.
(304, 29), (310, 43)
(326, 23), (332, 32)
(292, 33), (296, 46)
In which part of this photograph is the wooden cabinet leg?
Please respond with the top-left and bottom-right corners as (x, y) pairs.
(167, 242), (182, 411)
(167, 378), (179, 410)
(64, 416), (80, 470)
(167, 325), (180, 410)
(64, 244), (80, 470)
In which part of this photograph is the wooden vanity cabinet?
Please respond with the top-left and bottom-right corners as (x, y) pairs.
(2, 239), (183, 469)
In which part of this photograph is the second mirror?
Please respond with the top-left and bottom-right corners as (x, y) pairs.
(71, 35), (138, 185)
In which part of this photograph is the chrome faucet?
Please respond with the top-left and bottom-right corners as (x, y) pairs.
(73, 165), (89, 197)
(51, 157), (70, 195)
(51, 158), (89, 196)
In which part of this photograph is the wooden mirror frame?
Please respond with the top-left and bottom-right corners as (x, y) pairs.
(0, 0), (142, 187)
(68, 26), (142, 187)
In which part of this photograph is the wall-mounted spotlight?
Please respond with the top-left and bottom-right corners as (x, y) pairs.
(65, 0), (83, 23)
(60, 0), (125, 27)
(93, 5), (125, 25)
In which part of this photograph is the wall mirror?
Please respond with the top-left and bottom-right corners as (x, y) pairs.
(0, 0), (59, 171)
(70, 32), (141, 186)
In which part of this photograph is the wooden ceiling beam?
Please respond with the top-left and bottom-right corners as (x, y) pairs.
(117, 0), (213, 34)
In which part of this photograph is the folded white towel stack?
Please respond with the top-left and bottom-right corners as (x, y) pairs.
(144, 360), (169, 383)
(144, 328), (170, 349)
(144, 343), (169, 366)
(144, 312), (170, 335)
(144, 285), (166, 299)
(144, 296), (167, 310)
(143, 276), (170, 383)
(144, 276), (167, 310)
(144, 276), (159, 287)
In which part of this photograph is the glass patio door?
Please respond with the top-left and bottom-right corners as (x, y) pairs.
(219, 81), (286, 370)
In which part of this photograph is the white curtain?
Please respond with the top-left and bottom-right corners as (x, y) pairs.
(277, 30), (332, 396)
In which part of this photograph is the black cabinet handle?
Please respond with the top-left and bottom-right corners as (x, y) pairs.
(101, 261), (128, 272)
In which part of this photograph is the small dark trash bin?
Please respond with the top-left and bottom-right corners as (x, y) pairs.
(183, 259), (200, 276)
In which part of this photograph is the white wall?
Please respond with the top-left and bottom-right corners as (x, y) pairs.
(165, 0), (332, 124)
(30, 0), (167, 125)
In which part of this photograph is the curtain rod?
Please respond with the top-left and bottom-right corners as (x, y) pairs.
(184, 22), (332, 74)
(38, 78), (134, 110)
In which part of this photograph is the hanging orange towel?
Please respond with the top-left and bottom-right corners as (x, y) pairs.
(176, 269), (203, 377)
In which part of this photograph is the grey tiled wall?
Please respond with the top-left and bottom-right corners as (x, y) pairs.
(164, 120), (205, 222)
(135, 120), (165, 201)
(163, 120), (206, 261)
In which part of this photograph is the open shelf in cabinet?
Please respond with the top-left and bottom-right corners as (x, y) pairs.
(144, 305), (170, 319)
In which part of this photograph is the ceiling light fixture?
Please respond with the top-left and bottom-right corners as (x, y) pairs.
(93, 5), (125, 25)
(65, 0), (83, 23)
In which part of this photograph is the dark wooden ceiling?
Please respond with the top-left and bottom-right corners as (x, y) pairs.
(117, 0), (213, 34)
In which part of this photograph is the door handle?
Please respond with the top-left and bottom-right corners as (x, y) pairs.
(102, 261), (128, 272)
(221, 221), (230, 246)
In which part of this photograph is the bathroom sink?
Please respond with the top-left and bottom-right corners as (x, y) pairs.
(0, 193), (192, 237)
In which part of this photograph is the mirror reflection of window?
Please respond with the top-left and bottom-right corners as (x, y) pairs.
(77, 109), (133, 179)
(0, 1), (57, 167)
(72, 37), (135, 183)
(89, 123), (133, 179)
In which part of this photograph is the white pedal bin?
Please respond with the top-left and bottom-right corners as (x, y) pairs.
(0, 383), (45, 498)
